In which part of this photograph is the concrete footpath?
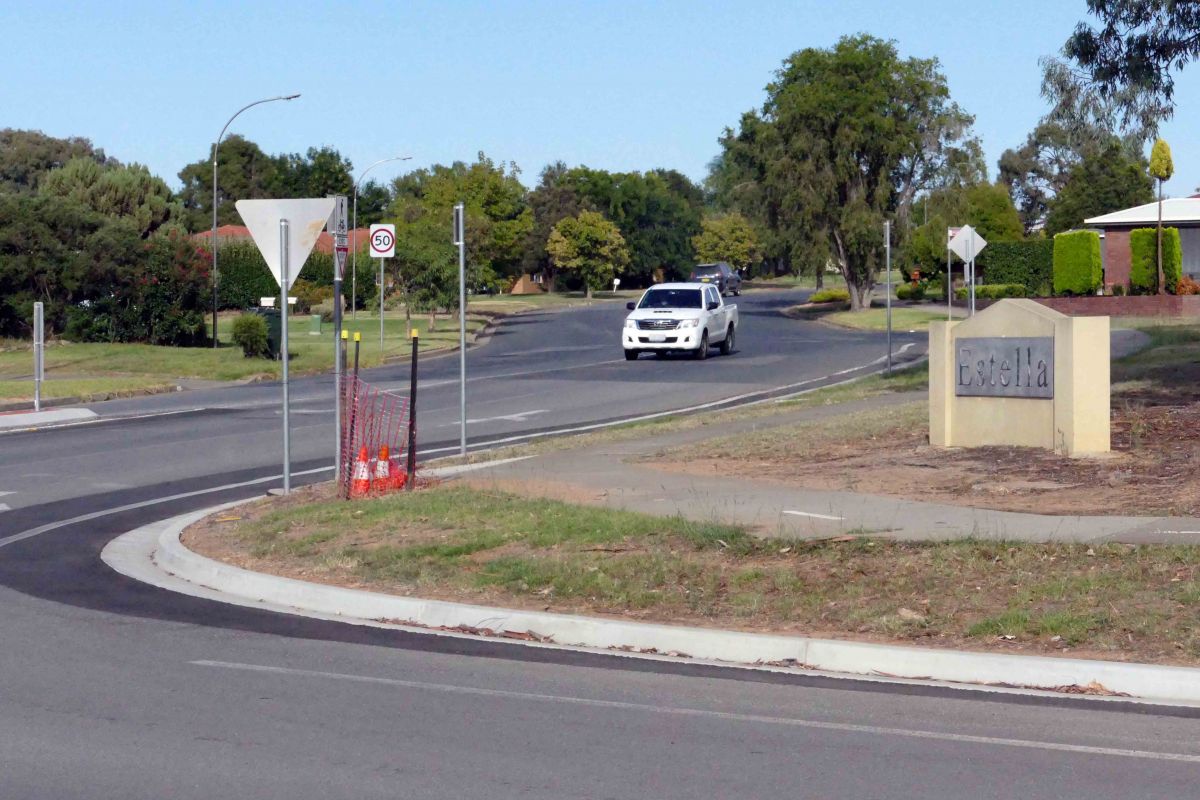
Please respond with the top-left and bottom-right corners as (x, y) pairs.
(457, 391), (1200, 545)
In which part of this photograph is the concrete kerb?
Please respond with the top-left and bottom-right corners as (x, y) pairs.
(105, 502), (1200, 707)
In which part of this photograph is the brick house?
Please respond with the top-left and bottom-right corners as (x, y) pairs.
(191, 225), (372, 254)
(1085, 197), (1200, 289)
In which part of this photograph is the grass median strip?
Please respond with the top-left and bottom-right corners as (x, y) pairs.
(186, 483), (1200, 665)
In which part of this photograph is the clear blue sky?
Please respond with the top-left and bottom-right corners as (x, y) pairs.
(5, 0), (1199, 195)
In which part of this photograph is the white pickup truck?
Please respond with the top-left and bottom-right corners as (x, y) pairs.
(622, 282), (738, 360)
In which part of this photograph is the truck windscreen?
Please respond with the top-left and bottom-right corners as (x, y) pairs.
(638, 289), (703, 309)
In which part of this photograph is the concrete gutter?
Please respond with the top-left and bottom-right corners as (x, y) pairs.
(104, 503), (1200, 707)
(0, 407), (98, 429)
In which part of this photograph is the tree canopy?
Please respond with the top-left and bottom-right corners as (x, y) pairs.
(38, 157), (182, 238)
(0, 129), (107, 194)
(691, 213), (760, 272)
(546, 210), (630, 298)
(716, 34), (979, 309)
(1044, 138), (1153, 235)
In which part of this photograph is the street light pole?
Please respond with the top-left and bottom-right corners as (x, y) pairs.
(210, 93), (300, 348)
(351, 155), (411, 320)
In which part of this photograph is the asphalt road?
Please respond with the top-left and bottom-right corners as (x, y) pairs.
(0, 289), (915, 517)
(4, 290), (1196, 798)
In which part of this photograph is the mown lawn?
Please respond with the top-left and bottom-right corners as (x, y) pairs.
(0, 311), (490, 400)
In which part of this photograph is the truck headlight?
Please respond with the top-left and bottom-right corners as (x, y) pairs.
(678, 318), (699, 329)
(624, 319), (637, 329)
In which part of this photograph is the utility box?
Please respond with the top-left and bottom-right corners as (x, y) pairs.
(309, 314), (322, 336)
(251, 307), (282, 359)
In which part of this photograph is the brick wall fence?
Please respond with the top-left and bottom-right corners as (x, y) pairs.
(958, 295), (1200, 317)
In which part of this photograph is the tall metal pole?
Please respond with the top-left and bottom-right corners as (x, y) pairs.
(455, 202), (467, 456)
(968, 236), (977, 317)
(330, 196), (348, 471)
(351, 191), (358, 321)
(210, 93), (300, 348)
(884, 220), (892, 373)
(946, 231), (952, 321)
(32, 302), (44, 412)
(380, 256), (386, 356)
(351, 155), (411, 322)
(280, 219), (292, 495)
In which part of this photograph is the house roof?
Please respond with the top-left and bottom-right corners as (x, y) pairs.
(192, 226), (372, 252)
(1085, 198), (1200, 227)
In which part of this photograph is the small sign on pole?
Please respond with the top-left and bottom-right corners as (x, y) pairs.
(370, 223), (394, 355)
(33, 302), (44, 412)
(369, 223), (395, 259)
(948, 225), (987, 316)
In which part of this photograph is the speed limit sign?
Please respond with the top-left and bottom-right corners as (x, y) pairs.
(369, 223), (395, 258)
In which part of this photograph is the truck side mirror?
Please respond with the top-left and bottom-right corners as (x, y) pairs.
(626, 301), (636, 310)
(707, 300), (719, 310)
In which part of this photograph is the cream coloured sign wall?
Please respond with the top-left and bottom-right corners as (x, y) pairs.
(929, 299), (1109, 456)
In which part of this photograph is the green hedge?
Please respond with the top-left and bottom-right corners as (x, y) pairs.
(1052, 230), (1102, 296)
(896, 283), (925, 301)
(1129, 226), (1182, 295)
(207, 241), (368, 311)
(954, 283), (1027, 300)
(809, 287), (850, 303)
(977, 240), (1053, 296)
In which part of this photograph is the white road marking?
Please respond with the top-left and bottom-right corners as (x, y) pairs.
(466, 409), (549, 425)
(191, 660), (1200, 765)
(0, 505), (10, 513)
(782, 510), (844, 521)
(0, 466), (334, 550)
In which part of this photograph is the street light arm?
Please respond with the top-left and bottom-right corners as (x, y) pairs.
(209, 92), (300, 348)
(214, 93), (302, 154)
(353, 155), (413, 194)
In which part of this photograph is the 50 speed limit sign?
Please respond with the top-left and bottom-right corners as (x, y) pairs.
(369, 223), (396, 258)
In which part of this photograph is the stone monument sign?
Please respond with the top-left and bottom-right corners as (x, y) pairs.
(929, 299), (1110, 456)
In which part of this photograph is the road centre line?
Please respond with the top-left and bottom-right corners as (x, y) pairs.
(783, 510), (844, 521)
(191, 660), (1200, 765)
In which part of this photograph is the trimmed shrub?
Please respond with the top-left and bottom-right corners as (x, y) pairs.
(977, 239), (1053, 296)
(896, 283), (926, 301)
(954, 284), (1027, 300)
(231, 313), (269, 358)
(809, 287), (850, 304)
(206, 242), (360, 311)
(1177, 275), (1200, 295)
(1111, 283), (1127, 296)
(1129, 226), (1182, 295)
(1052, 230), (1102, 296)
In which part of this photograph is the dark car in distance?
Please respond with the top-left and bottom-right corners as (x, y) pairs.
(689, 262), (742, 296)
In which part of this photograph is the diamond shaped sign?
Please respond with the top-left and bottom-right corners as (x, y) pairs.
(236, 198), (336, 290)
(947, 224), (987, 262)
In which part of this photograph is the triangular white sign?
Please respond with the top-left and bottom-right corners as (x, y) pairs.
(235, 198), (337, 290)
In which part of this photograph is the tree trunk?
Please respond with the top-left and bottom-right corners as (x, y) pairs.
(814, 263), (825, 291)
(1157, 180), (1165, 295)
(428, 311), (437, 332)
(585, 284), (593, 300)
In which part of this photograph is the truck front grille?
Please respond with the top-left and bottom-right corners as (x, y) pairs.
(636, 319), (680, 330)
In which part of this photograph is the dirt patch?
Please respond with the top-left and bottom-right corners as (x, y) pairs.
(644, 399), (1200, 517)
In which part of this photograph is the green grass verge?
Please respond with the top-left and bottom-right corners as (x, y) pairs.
(192, 484), (1200, 662)
(822, 307), (955, 333)
(0, 312), (489, 386)
(0, 376), (177, 402)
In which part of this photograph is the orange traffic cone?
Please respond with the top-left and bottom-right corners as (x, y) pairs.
(374, 445), (393, 493)
(350, 446), (372, 498)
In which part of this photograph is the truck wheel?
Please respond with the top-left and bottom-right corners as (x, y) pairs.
(694, 331), (709, 360)
(720, 325), (735, 355)
(624, 349), (639, 361)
